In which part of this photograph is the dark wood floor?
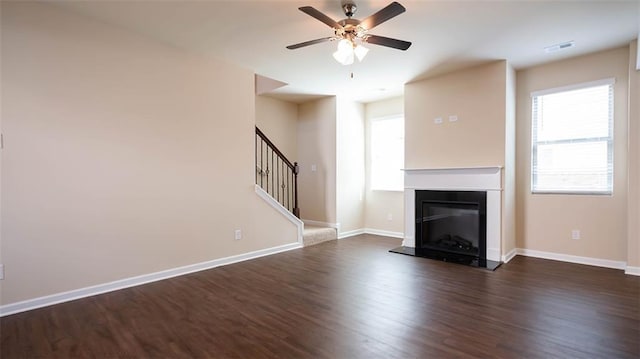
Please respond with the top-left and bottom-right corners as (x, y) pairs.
(2, 234), (639, 358)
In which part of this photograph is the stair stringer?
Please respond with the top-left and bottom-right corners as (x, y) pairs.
(255, 185), (304, 245)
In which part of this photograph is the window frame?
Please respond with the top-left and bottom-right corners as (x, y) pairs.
(530, 78), (615, 195)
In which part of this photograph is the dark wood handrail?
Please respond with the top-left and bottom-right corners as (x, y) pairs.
(255, 127), (295, 170)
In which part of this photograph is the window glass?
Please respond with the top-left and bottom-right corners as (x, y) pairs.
(371, 116), (404, 191)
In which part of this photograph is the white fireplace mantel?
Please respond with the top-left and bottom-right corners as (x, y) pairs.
(403, 166), (503, 262)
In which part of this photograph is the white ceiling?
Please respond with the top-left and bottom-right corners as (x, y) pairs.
(53, 0), (639, 103)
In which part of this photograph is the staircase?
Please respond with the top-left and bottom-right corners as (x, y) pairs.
(255, 127), (299, 217)
(256, 127), (337, 247)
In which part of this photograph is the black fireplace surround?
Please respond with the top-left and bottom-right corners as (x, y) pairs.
(390, 189), (500, 270)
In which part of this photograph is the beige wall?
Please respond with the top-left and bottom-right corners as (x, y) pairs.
(255, 95), (298, 162)
(297, 97), (337, 223)
(364, 97), (404, 234)
(405, 61), (507, 169)
(516, 46), (630, 262)
(628, 40), (639, 268)
(336, 98), (365, 234)
(0, 2), (297, 305)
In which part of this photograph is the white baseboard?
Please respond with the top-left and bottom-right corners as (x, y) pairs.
(516, 248), (626, 270)
(625, 266), (640, 276)
(302, 219), (340, 231)
(0, 242), (302, 317)
(338, 229), (365, 239)
(255, 185), (303, 244)
(336, 228), (404, 240)
(502, 248), (517, 263)
(363, 228), (404, 239)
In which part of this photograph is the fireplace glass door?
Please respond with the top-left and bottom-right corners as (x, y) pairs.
(420, 201), (479, 257)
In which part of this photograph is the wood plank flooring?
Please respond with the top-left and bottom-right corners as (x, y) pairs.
(2, 234), (639, 358)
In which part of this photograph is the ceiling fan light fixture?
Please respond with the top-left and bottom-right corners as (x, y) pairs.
(333, 39), (355, 65)
(354, 44), (369, 61)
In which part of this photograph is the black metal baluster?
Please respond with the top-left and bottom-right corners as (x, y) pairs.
(286, 165), (290, 211)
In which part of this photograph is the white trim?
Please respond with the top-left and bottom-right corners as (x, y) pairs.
(0, 242), (302, 317)
(404, 167), (503, 191)
(371, 114), (404, 122)
(487, 248), (501, 262)
(530, 77), (615, 97)
(516, 248), (626, 270)
(364, 228), (404, 239)
(403, 166), (503, 174)
(338, 228), (404, 239)
(485, 191), (501, 262)
(255, 185), (303, 244)
(625, 266), (640, 276)
(338, 229), (365, 239)
(401, 235), (413, 247)
(404, 186), (503, 192)
(337, 228), (404, 240)
(502, 248), (517, 263)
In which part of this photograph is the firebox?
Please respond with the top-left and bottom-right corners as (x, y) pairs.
(415, 190), (486, 262)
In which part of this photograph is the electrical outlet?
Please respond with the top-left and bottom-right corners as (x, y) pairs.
(234, 229), (242, 240)
(434, 117), (443, 124)
(449, 115), (458, 122)
(387, 213), (393, 221)
(0, 264), (4, 280)
(571, 230), (580, 240)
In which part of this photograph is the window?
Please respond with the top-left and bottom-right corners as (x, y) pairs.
(531, 78), (614, 194)
(371, 116), (404, 191)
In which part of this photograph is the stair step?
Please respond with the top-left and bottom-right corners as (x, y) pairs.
(303, 226), (337, 247)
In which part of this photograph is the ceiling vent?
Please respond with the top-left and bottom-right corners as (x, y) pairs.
(544, 41), (575, 53)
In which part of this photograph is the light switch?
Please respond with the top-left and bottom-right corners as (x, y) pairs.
(434, 117), (443, 124)
(311, 164), (317, 172)
(449, 115), (458, 122)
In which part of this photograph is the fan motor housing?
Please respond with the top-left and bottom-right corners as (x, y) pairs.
(339, 18), (361, 28)
(342, 3), (357, 17)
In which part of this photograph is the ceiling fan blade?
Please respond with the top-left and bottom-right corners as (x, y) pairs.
(360, 2), (406, 30)
(299, 6), (343, 29)
(365, 35), (411, 50)
(286, 37), (334, 50)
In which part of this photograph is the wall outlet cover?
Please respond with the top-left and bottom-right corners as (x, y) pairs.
(571, 230), (580, 240)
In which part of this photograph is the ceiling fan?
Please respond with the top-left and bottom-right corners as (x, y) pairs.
(286, 1), (412, 65)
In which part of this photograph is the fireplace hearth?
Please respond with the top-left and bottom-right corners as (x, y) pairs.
(391, 189), (501, 270)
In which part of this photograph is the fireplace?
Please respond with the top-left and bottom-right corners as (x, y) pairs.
(391, 167), (503, 270)
(415, 190), (487, 265)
